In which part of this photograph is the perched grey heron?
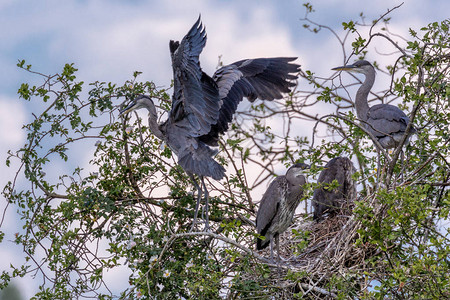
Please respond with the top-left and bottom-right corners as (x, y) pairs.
(256, 163), (309, 262)
(332, 60), (416, 149)
(120, 17), (300, 230)
(312, 157), (356, 221)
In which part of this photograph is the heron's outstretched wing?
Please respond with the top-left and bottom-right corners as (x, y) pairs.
(256, 176), (286, 250)
(199, 57), (300, 146)
(367, 104), (411, 137)
(170, 16), (221, 137)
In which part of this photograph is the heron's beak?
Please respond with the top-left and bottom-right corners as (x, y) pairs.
(331, 64), (357, 71)
(292, 163), (310, 176)
(119, 101), (137, 116)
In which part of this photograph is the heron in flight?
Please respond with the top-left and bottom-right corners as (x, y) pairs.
(312, 157), (356, 221)
(256, 163), (309, 262)
(332, 60), (416, 149)
(120, 17), (300, 230)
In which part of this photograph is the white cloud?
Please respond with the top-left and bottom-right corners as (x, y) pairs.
(0, 96), (26, 148)
(0, 97), (29, 294)
(39, 2), (300, 85)
(201, 7), (298, 67)
(0, 95), (26, 237)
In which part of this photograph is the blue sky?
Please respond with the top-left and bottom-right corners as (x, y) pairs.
(0, 0), (448, 298)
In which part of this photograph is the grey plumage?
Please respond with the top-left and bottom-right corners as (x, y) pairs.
(332, 60), (416, 149)
(200, 57), (299, 146)
(312, 157), (356, 221)
(120, 16), (300, 230)
(256, 163), (308, 261)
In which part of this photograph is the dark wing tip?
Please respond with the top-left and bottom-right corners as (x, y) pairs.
(169, 40), (180, 54)
(256, 237), (269, 250)
(191, 15), (205, 36)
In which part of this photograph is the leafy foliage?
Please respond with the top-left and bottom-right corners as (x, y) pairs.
(1, 4), (449, 299)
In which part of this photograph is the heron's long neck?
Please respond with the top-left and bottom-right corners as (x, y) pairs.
(355, 70), (375, 121)
(143, 103), (165, 141)
(148, 114), (165, 141)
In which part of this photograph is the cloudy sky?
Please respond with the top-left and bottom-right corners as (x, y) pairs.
(0, 0), (448, 298)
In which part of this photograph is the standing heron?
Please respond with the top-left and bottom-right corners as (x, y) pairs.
(120, 17), (300, 230)
(312, 157), (356, 221)
(332, 60), (416, 149)
(256, 163), (309, 262)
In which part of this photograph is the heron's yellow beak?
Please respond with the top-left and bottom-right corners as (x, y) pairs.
(119, 101), (137, 116)
(331, 64), (357, 71)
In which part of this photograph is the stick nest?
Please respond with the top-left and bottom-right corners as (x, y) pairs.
(254, 200), (380, 298)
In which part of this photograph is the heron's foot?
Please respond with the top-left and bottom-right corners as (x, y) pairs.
(202, 220), (211, 232)
(277, 255), (289, 262)
(189, 218), (211, 232)
(262, 255), (289, 266)
(283, 255), (297, 263)
(189, 219), (202, 232)
(266, 258), (284, 268)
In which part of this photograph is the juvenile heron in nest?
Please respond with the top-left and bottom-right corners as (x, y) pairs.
(312, 157), (356, 221)
(120, 17), (300, 231)
(332, 60), (416, 149)
(256, 163), (309, 262)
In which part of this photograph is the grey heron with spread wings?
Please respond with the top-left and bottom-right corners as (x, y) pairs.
(120, 17), (300, 230)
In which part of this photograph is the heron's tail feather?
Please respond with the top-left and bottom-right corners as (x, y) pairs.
(178, 143), (225, 180)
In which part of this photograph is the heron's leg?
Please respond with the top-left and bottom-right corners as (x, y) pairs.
(200, 177), (210, 231)
(189, 174), (202, 232)
(276, 234), (281, 267)
(269, 236), (274, 262)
